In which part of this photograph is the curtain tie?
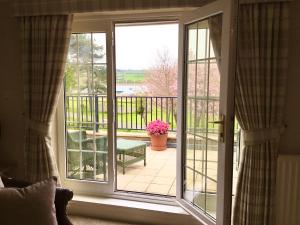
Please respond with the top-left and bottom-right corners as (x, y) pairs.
(242, 127), (285, 146)
(26, 119), (50, 136)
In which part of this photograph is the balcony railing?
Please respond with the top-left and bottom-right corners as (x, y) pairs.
(65, 95), (178, 132)
(65, 94), (242, 171)
(65, 95), (227, 133)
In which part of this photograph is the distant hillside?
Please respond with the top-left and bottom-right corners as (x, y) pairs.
(116, 70), (146, 83)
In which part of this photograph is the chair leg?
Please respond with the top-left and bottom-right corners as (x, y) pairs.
(123, 152), (125, 175)
(103, 155), (107, 180)
(144, 146), (146, 166)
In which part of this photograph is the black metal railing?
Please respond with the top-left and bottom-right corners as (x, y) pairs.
(65, 95), (240, 137)
(65, 95), (178, 132)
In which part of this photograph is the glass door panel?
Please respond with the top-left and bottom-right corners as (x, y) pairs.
(65, 32), (108, 182)
(183, 14), (222, 220)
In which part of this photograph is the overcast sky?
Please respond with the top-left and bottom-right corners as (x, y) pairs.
(115, 23), (179, 70)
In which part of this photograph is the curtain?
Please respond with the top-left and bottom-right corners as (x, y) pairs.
(13, 0), (212, 16)
(21, 15), (73, 182)
(208, 14), (222, 67)
(233, 2), (289, 225)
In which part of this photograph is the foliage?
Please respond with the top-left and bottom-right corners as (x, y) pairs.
(136, 97), (146, 115)
(68, 34), (105, 63)
(66, 34), (107, 94)
(65, 64), (76, 93)
(146, 120), (169, 136)
(94, 66), (107, 94)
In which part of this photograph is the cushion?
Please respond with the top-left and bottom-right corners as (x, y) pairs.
(0, 177), (3, 188)
(0, 177), (58, 225)
(1, 176), (74, 225)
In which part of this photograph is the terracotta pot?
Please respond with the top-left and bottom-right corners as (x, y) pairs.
(150, 134), (168, 151)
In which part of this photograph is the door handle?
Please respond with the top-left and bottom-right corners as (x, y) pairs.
(208, 114), (225, 143)
(208, 120), (224, 125)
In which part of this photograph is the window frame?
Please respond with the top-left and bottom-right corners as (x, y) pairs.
(56, 10), (189, 203)
(57, 20), (115, 195)
(55, 7), (236, 222)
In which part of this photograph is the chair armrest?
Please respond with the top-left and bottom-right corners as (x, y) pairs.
(80, 136), (107, 152)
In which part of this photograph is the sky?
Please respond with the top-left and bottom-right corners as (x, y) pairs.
(115, 23), (179, 70)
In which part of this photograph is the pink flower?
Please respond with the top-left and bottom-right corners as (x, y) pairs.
(146, 120), (169, 136)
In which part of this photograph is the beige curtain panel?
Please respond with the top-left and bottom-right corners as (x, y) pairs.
(233, 2), (289, 225)
(21, 15), (73, 182)
(13, 0), (212, 16)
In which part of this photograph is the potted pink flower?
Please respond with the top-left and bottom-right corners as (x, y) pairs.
(146, 120), (169, 151)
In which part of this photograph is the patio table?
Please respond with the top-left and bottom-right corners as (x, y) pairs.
(117, 139), (147, 174)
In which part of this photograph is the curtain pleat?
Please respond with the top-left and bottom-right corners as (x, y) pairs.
(233, 2), (289, 225)
(21, 15), (73, 182)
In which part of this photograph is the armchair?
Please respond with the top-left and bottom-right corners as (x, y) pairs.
(66, 130), (107, 180)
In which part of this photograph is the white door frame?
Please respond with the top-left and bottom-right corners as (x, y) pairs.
(176, 0), (238, 224)
(56, 20), (115, 195)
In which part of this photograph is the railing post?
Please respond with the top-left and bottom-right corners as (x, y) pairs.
(95, 95), (99, 132)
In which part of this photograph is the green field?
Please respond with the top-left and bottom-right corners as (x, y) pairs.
(116, 70), (146, 83)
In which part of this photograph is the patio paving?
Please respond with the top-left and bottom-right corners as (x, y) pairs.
(117, 146), (177, 196)
(116, 145), (239, 197)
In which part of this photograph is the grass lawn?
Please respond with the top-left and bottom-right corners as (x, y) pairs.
(116, 71), (145, 83)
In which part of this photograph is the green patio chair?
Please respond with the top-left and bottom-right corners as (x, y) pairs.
(66, 130), (107, 180)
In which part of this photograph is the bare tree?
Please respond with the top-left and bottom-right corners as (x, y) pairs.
(145, 49), (177, 97)
(144, 49), (178, 124)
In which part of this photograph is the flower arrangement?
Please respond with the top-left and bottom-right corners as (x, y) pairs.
(146, 120), (169, 136)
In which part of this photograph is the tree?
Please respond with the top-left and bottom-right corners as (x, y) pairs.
(64, 64), (76, 93)
(65, 34), (107, 131)
(145, 49), (177, 97)
(144, 49), (178, 124)
(65, 34), (106, 94)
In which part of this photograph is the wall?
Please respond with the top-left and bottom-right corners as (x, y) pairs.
(0, 1), (24, 178)
(279, 0), (300, 154)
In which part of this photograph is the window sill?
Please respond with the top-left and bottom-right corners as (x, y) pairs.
(68, 195), (200, 225)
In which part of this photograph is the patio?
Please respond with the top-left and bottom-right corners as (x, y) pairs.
(67, 129), (239, 198)
(116, 136), (239, 197)
(117, 146), (176, 196)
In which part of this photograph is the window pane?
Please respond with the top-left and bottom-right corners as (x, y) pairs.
(78, 33), (92, 63)
(68, 34), (77, 63)
(67, 151), (80, 179)
(65, 33), (108, 182)
(93, 33), (106, 64)
(65, 64), (78, 95)
(94, 65), (107, 94)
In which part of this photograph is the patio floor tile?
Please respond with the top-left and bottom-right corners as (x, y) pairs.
(152, 176), (175, 185)
(125, 182), (149, 192)
(131, 175), (155, 183)
(146, 184), (171, 195)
